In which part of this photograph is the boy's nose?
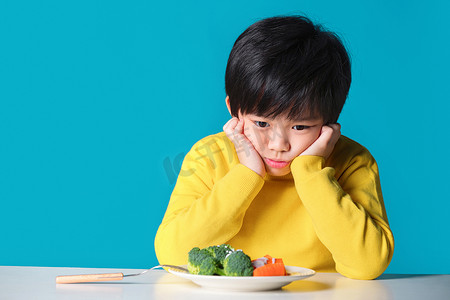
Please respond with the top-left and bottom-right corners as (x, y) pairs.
(268, 132), (290, 152)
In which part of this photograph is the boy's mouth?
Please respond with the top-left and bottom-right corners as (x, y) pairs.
(264, 158), (290, 169)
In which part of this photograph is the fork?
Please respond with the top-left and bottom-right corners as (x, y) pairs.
(55, 265), (188, 284)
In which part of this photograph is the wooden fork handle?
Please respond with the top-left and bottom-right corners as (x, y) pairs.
(56, 272), (124, 284)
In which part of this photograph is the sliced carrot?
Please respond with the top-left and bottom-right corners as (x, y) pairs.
(253, 255), (286, 276)
(253, 262), (286, 276)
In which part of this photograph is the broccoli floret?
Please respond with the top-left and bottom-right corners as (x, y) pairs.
(187, 247), (218, 275)
(206, 244), (234, 269)
(187, 245), (253, 276)
(222, 250), (254, 276)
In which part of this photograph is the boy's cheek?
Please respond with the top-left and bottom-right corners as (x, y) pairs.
(243, 124), (253, 141)
(293, 131), (322, 155)
(245, 127), (264, 151)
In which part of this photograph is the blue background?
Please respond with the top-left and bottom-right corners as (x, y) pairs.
(1, 0), (449, 274)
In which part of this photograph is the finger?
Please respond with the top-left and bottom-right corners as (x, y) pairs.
(321, 123), (341, 136)
(328, 123), (341, 132)
(233, 118), (244, 135)
(225, 119), (247, 147)
(332, 125), (341, 142)
(223, 118), (233, 131)
(237, 118), (245, 132)
(326, 123), (341, 144)
(223, 118), (239, 133)
(223, 118), (233, 129)
(320, 125), (333, 136)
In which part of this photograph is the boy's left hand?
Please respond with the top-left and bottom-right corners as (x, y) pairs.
(300, 123), (341, 159)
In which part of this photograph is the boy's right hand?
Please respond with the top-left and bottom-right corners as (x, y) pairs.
(223, 118), (266, 178)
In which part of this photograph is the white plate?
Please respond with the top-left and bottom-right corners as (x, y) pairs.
(167, 265), (315, 292)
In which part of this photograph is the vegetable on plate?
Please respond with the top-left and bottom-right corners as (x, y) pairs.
(252, 255), (286, 276)
(187, 244), (286, 277)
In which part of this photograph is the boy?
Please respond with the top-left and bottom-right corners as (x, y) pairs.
(155, 15), (394, 280)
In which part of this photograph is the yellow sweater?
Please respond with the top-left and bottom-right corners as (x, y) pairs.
(154, 132), (394, 279)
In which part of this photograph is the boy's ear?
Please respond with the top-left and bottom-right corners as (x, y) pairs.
(225, 96), (232, 116)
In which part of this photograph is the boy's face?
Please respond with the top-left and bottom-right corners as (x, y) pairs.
(238, 112), (324, 177)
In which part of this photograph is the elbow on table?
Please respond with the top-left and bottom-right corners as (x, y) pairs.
(338, 260), (389, 280)
(342, 266), (388, 280)
(342, 232), (395, 280)
(338, 249), (394, 280)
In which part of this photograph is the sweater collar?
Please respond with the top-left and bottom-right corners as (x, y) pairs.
(263, 172), (293, 181)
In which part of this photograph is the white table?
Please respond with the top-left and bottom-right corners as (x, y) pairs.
(1, 266), (449, 299)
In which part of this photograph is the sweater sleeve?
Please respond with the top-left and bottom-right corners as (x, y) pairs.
(291, 153), (394, 280)
(154, 137), (265, 265)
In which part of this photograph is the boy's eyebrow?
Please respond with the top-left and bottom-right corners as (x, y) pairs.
(248, 113), (322, 123)
(291, 116), (322, 122)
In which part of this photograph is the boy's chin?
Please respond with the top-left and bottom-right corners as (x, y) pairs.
(266, 166), (291, 177)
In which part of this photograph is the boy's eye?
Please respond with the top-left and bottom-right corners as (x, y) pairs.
(292, 125), (310, 131)
(254, 121), (270, 128)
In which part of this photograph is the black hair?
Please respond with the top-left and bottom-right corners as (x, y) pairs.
(225, 15), (351, 124)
